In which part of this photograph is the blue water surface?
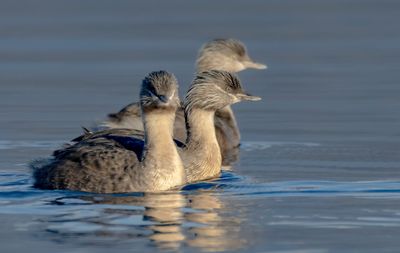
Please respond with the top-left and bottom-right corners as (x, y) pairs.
(1, 0), (400, 252)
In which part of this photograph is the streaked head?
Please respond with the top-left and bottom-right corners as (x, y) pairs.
(196, 38), (267, 73)
(140, 71), (180, 112)
(184, 70), (261, 113)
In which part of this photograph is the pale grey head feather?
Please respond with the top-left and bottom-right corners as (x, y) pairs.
(183, 70), (245, 114)
(196, 38), (267, 72)
(140, 70), (180, 109)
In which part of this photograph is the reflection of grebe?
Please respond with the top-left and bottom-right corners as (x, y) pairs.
(32, 71), (184, 193)
(185, 193), (245, 251)
(101, 39), (267, 166)
(48, 191), (245, 251)
(137, 193), (186, 250)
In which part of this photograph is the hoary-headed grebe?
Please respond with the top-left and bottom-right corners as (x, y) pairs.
(101, 39), (266, 165)
(32, 71), (184, 193)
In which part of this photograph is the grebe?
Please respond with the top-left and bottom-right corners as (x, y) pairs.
(32, 71), (184, 193)
(181, 70), (261, 182)
(77, 70), (261, 183)
(100, 39), (266, 165)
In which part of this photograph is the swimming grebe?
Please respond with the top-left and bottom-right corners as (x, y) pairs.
(71, 70), (260, 183)
(100, 39), (266, 165)
(181, 70), (261, 182)
(32, 71), (185, 193)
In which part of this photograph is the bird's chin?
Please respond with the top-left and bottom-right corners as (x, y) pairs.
(142, 103), (177, 113)
(233, 63), (247, 73)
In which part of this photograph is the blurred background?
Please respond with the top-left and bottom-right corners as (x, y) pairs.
(1, 1), (400, 252)
(1, 0), (399, 144)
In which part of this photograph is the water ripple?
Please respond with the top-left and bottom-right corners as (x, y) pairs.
(0, 170), (399, 251)
(1, 171), (400, 200)
(240, 141), (320, 151)
(205, 176), (400, 198)
(0, 140), (64, 150)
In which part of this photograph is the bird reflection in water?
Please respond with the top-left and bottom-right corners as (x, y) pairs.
(185, 193), (245, 251)
(45, 190), (245, 251)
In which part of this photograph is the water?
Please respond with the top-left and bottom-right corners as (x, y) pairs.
(1, 0), (400, 252)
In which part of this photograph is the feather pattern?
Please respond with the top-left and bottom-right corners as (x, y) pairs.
(98, 39), (266, 166)
(32, 71), (185, 193)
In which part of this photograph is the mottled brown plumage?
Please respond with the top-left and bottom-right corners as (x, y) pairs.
(32, 71), (185, 193)
(64, 70), (261, 184)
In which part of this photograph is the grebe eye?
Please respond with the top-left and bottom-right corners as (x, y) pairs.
(158, 95), (168, 103)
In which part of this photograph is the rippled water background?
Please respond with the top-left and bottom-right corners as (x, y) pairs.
(1, 0), (400, 252)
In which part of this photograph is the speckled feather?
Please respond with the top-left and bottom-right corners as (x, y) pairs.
(99, 39), (265, 166)
(32, 71), (185, 193)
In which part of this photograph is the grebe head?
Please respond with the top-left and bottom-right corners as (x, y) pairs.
(140, 71), (180, 112)
(196, 38), (267, 73)
(184, 70), (261, 113)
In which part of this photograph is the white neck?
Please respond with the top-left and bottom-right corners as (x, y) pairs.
(184, 108), (222, 182)
(141, 109), (185, 189)
(143, 111), (175, 154)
